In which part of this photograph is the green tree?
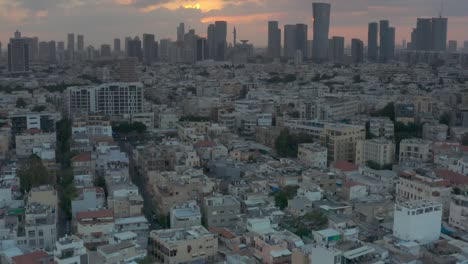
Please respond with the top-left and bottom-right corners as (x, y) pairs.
(113, 122), (147, 134)
(439, 112), (451, 126)
(137, 256), (155, 264)
(18, 155), (52, 193)
(16, 98), (27, 108)
(32, 105), (46, 112)
(273, 185), (299, 210)
(275, 129), (314, 158)
(371, 103), (395, 121)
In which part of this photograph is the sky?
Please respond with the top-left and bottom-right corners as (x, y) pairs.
(0, 0), (467, 47)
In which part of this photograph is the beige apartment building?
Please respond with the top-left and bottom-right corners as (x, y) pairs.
(320, 123), (366, 163)
(355, 138), (395, 167)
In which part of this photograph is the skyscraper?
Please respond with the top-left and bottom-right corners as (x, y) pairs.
(312, 2), (331, 62)
(38, 41), (49, 61)
(268, 21), (281, 59)
(415, 18), (432, 51)
(57, 41), (65, 62)
(177, 23), (185, 42)
(8, 30), (29, 73)
(143, 33), (156, 65)
(127, 37), (142, 61)
(284, 25), (296, 59)
(432, 17), (447, 51)
(184, 29), (197, 63)
(159, 38), (171, 61)
(368, 22), (378, 62)
(100, 44), (112, 57)
(114, 38), (121, 54)
(207, 24), (216, 60)
(379, 20), (394, 63)
(295, 24), (308, 59)
(197, 37), (208, 61)
(77, 35), (84, 52)
(448, 40), (458, 53)
(67, 33), (75, 61)
(329, 36), (344, 63)
(214, 21), (227, 61)
(48, 41), (56, 63)
(351, 38), (364, 64)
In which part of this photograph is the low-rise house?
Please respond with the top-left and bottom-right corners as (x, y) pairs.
(170, 201), (202, 229)
(76, 209), (115, 250)
(71, 187), (105, 219)
(53, 235), (89, 264)
(202, 194), (241, 228)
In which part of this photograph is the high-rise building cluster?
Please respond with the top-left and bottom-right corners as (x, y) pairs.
(409, 17), (448, 51)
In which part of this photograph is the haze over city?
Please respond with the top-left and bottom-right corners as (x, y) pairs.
(1, 0), (468, 46)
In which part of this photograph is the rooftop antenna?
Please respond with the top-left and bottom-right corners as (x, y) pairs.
(439, 0), (444, 18)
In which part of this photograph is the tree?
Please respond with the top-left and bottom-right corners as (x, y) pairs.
(273, 185), (299, 210)
(16, 98), (27, 108)
(18, 155), (52, 193)
(113, 122), (147, 134)
(371, 103), (395, 121)
(138, 256), (156, 264)
(32, 105), (46, 112)
(462, 133), (468, 146)
(439, 112), (451, 126)
(275, 129), (314, 158)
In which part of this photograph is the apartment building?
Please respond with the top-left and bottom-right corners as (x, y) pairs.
(449, 195), (468, 231)
(65, 82), (144, 118)
(399, 138), (432, 164)
(15, 129), (56, 158)
(369, 117), (394, 139)
(202, 194), (241, 228)
(72, 115), (113, 138)
(23, 203), (57, 251)
(297, 143), (328, 170)
(170, 201), (202, 228)
(148, 226), (218, 264)
(96, 241), (146, 264)
(76, 209), (115, 250)
(355, 138), (395, 167)
(71, 187), (105, 219)
(320, 123), (366, 163)
(53, 235), (89, 264)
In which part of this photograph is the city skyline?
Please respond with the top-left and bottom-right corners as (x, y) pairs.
(1, 0), (467, 47)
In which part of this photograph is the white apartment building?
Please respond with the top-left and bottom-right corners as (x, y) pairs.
(297, 143), (328, 170)
(449, 195), (468, 231)
(15, 129), (56, 158)
(396, 170), (452, 214)
(23, 203), (57, 251)
(422, 123), (448, 142)
(355, 138), (395, 167)
(53, 235), (89, 264)
(72, 116), (113, 137)
(369, 117), (394, 139)
(399, 138), (433, 164)
(451, 156), (468, 176)
(170, 200), (202, 229)
(66, 82), (144, 118)
(76, 209), (115, 249)
(393, 200), (442, 243)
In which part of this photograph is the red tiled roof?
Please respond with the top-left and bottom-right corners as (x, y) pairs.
(23, 128), (42, 135)
(71, 152), (92, 162)
(12, 251), (51, 264)
(436, 169), (468, 185)
(194, 140), (217, 148)
(76, 209), (114, 221)
(334, 161), (359, 172)
(209, 227), (236, 239)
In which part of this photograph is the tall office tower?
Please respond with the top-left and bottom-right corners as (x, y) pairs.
(159, 38), (170, 61)
(29, 37), (39, 61)
(67, 33), (75, 60)
(100, 44), (112, 57)
(48, 41), (56, 62)
(153, 41), (159, 61)
(379, 20), (394, 63)
(125, 37), (132, 55)
(184, 29), (197, 63)
(368, 22), (378, 61)
(177, 23), (185, 42)
(114, 38), (121, 54)
(143, 33), (156, 65)
(448, 40), (458, 53)
(197, 37), (208, 61)
(329, 36), (345, 63)
(207, 24), (216, 60)
(38, 41), (49, 61)
(214, 21), (227, 61)
(415, 18), (433, 50)
(267, 21), (281, 59)
(283, 25), (296, 59)
(86, 45), (95, 60)
(312, 2), (331, 62)
(127, 36), (142, 61)
(295, 24), (308, 59)
(351, 38), (364, 64)
(77, 35), (84, 52)
(118, 58), (138, 82)
(432, 17), (447, 51)
(57, 41), (65, 62)
(233, 27), (237, 47)
(8, 30), (29, 73)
